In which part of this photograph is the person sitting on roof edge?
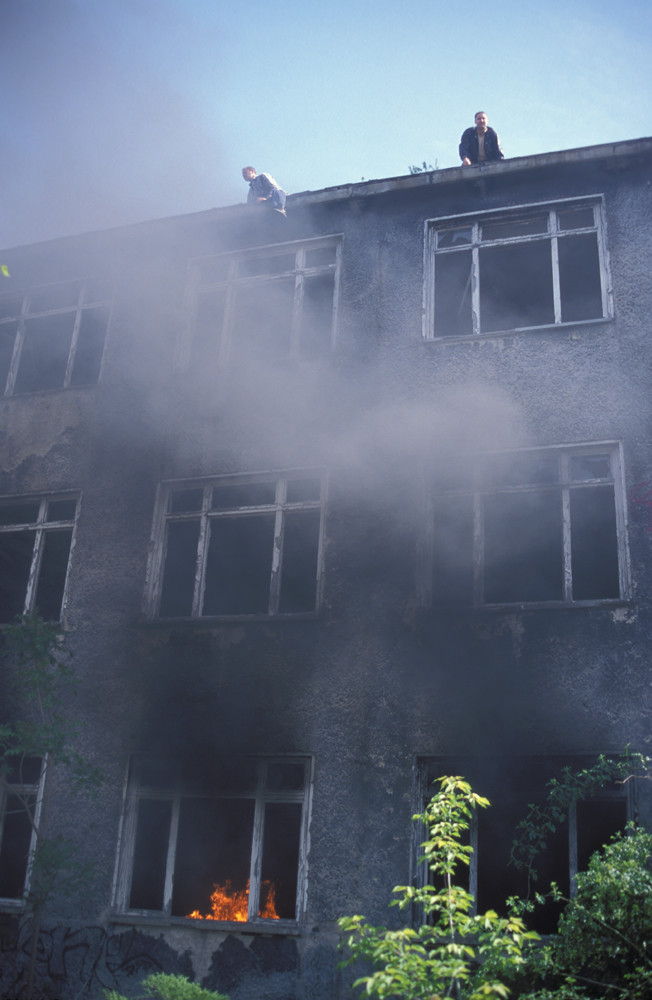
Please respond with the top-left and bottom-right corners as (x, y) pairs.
(242, 166), (287, 215)
(459, 112), (504, 166)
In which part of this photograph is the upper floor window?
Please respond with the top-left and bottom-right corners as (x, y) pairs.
(114, 754), (312, 926)
(0, 494), (79, 624)
(182, 237), (342, 367)
(0, 279), (111, 395)
(424, 199), (612, 339)
(0, 756), (44, 907)
(423, 443), (629, 609)
(146, 471), (326, 619)
(417, 756), (632, 934)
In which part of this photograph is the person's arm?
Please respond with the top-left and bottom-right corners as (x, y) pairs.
(459, 128), (473, 166)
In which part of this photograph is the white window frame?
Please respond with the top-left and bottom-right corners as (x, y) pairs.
(0, 493), (80, 623)
(423, 196), (613, 341)
(179, 235), (343, 367)
(113, 755), (313, 927)
(145, 470), (327, 620)
(0, 278), (112, 395)
(0, 756), (45, 909)
(421, 442), (630, 609)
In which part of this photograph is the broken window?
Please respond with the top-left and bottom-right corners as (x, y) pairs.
(0, 279), (111, 395)
(114, 755), (312, 925)
(148, 472), (325, 619)
(417, 756), (632, 934)
(425, 200), (611, 339)
(0, 756), (44, 904)
(0, 494), (79, 623)
(183, 237), (341, 366)
(424, 443), (628, 608)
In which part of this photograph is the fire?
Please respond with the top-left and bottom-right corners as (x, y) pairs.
(186, 879), (279, 921)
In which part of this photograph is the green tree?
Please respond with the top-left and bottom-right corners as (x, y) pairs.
(338, 776), (538, 1000)
(0, 614), (101, 1000)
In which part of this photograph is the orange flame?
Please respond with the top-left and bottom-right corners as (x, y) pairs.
(186, 879), (279, 921)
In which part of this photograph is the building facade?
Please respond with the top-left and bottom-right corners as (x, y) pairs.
(1, 137), (652, 998)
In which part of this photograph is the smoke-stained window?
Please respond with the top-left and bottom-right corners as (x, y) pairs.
(0, 494), (79, 623)
(114, 755), (312, 926)
(416, 756), (632, 934)
(183, 237), (342, 366)
(0, 756), (44, 905)
(423, 443), (629, 608)
(0, 279), (111, 395)
(424, 200), (611, 339)
(147, 471), (326, 619)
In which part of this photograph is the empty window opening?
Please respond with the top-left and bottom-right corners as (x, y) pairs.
(426, 200), (610, 339)
(184, 237), (342, 367)
(116, 755), (311, 925)
(150, 472), (325, 619)
(0, 756), (44, 903)
(0, 495), (79, 623)
(0, 280), (111, 395)
(425, 444), (627, 608)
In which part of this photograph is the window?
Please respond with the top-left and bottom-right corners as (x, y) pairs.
(147, 471), (326, 619)
(417, 756), (632, 933)
(183, 237), (341, 366)
(0, 279), (111, 394)
(423, 443), (628, 608)
(114, 755), (312, 925)
(0, 756), (44, 906)
(0, 494), (79, 623)
(424, 199), (612, 339)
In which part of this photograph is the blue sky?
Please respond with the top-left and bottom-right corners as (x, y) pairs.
(1, 0), (650, 247)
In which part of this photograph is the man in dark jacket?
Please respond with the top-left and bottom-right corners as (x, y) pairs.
(459, 112), (504, 165)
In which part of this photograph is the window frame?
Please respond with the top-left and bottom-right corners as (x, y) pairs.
(145, 470), (327, 621)
(421, 441), (630, 610)
(0, 756), (45, 910)
(179, 235), (343, 367)
(0, 278), (112, 395)
(414, 755), (636, 919)
(423, 196), (613, 341)
(112, 754), (313, 928)
(0, 493), (80, 624)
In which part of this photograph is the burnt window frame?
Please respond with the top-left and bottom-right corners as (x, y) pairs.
(113, 754), (313, 928)
(421, 442), (630, 610)
(145, 470), (327, 621)
(0, 278), (112, 395)
(414, 756), (635, 927)
(180, 235), (343, 366)
(423, 197), (613, 341)
(0, 493), (80, 624)
(0, 756), (45, 909)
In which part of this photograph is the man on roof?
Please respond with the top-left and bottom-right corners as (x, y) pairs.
(242, 166), (287, 215)
(459, 112), (504, 166)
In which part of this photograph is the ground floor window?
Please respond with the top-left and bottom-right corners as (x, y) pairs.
(416, 756), (632, 933)
(114, 754), (312, 925)
(0, 756), (43, 905)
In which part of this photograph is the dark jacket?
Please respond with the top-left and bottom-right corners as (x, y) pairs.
(459, 126), (504, 164)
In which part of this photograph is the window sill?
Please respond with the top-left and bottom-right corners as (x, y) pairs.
(109, 912), (301, 936)
(423, 315), (613, 346)
(140, 611), (321, 627)
(427, 598), (630, 614)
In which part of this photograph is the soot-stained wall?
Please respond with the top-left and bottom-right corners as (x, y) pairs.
(1, 138), (652, 999)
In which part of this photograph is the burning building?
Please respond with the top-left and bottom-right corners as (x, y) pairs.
(1, 136), (652, 998)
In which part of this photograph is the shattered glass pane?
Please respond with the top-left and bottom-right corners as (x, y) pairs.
(14, 314), (74, 392)
(34, 528), (73, 620)
(570, 486), (620, 599)
(203, 514), (275, 615)
(437, 227), (472, 248)
(558, 206), (595, 230)
(300, 272), (335, 355)
(0, 792), (36, 898)
(260, 802), (302, 919)
(570, 454), (611, 482)
(70, 306), (108, 386)
(129, 798), (172, 910)
(558, 233), (603, 322)
(480, 241), (554, 332)
(434, 249), (473, 337)
(481, 215), (548, 240)
(159, 520), (200, 617)
(305, 245), (337, 266)
(0, 530), (35, 622)
(484, 489), (563, 602)
(279, 509), (320, 613)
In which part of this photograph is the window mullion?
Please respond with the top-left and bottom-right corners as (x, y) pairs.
(63, 289), (85, 387)
(5, 318), (25, 396)
(568, 803), (578, 897)
(471, 241), (480, 336)
(163, 793), (181, 918)
(291, 272), (304, 356)
(248, 796), (265, 921)
(193, 489), (212, 617)
(562, 485), (573, 601)
(473, 491), (483, 605)
(24, 525), (45, 615)
(551, 233), (562, 324)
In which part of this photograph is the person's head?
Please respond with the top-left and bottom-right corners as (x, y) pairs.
(474, 112), (488, 133)
(242, 166), (256, 182)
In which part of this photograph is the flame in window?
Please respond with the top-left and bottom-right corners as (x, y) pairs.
(186, 879), (279, 921)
